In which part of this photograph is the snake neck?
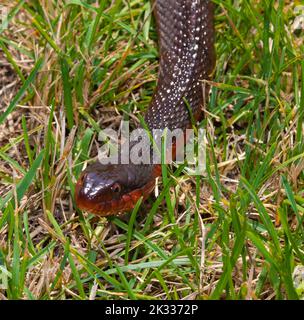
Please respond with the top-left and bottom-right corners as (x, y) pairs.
(113, 0), (215, 168)
(144, 0), (215, 131)
(123, 0), (215, 168)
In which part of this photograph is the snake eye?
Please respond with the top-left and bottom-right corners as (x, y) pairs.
(111, 183), (121, 194)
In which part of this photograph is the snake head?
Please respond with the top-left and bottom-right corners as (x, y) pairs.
(75, 162), (160, 216)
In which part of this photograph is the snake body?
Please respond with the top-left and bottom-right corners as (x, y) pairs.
(75, 0), (215, 216)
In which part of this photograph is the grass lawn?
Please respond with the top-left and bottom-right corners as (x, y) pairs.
(0, 0), (304, 300)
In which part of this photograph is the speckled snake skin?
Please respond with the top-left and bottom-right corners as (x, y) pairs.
(75, 0), (215, 216)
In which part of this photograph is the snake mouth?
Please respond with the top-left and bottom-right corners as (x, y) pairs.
(75, 172), (157, 217)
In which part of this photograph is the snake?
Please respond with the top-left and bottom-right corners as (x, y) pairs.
(75, 0), (215, 216)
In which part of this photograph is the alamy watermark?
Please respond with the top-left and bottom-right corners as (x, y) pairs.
(293, 5), (304, 31)
(0, 5), (8, 30)
(97, 121), (207, 176)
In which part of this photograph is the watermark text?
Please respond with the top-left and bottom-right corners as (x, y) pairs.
(97, 121), (207, 176)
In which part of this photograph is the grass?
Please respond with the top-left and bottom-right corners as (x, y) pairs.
(0, 0), (304, 300)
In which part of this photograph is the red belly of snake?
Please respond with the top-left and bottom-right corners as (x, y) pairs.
(75, 0), (215, 216)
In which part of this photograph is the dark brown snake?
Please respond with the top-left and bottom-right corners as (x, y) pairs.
(75, 0), (215, 216)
